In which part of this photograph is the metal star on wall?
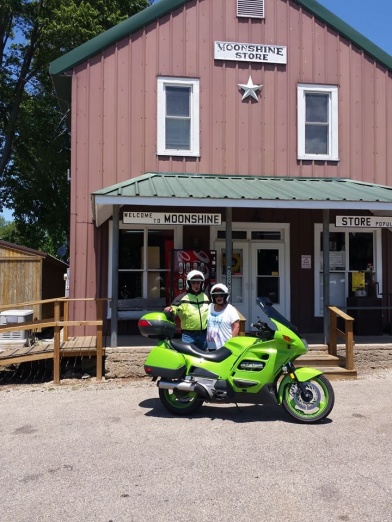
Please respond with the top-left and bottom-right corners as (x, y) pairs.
(237, 75), (262, 101)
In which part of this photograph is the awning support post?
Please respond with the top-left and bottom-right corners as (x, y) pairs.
(111, 205), (119, 347)
(323, 209), (330, 344)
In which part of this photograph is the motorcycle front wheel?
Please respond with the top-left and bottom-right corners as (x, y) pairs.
(159, 387), (204, 416)
(282, 374), (335, 423)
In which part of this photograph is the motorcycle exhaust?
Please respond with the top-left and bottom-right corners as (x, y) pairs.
(158, 379), (210, 399)
(158, 380), (196, 392)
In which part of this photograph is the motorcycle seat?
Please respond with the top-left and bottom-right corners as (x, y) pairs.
(170, 340), (232, 362)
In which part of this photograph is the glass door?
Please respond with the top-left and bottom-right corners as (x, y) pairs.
(218, 243), (249, 321)
(250, 244), (285, 321)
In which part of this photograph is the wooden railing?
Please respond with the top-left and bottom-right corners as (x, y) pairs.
(0, 298), (105, 384)
(328, 306), (355, 370)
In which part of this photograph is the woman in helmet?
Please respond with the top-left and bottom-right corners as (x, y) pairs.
(206, 283), (240, 350)
(164, 270), (210, 350)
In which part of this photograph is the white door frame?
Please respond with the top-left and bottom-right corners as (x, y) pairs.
(211, 223), (290, 327)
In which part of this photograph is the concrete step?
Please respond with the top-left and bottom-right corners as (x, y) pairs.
(297, 353), (343, 367)
(296, 353), (357, 380)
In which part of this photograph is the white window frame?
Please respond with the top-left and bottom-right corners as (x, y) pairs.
(107, 222), (181, 318)
(157, 77), (200, 157)
(297, 84), (339, 161)
(313, 224), (382, 317)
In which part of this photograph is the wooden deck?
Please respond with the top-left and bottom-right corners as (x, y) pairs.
(0, 336), (104, 379)
(0, 298), (105, 383)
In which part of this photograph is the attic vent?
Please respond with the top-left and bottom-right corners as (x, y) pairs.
(237, 0), (264, 19)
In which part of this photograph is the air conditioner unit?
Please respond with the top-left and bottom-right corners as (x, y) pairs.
(0, 309), (34, 346)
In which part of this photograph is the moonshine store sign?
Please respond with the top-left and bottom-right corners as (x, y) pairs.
(214, 41), (287, 64)
(122, 212), (222, 225)
(336, 216), (392, 228)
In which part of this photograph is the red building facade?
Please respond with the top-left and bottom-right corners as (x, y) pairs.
(50, 0), (392, 337)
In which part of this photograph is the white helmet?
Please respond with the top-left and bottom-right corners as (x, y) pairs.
(210, 283), (230, 304)
(186, 269), (205, 291)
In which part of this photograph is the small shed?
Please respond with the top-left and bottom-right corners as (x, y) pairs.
(0, 240), (68, 319)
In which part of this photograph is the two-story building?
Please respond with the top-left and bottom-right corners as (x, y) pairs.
(50, 0), (392, 340)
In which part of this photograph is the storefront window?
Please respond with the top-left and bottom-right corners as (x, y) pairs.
(316, 227), (377, 316)
(118, 229), (173, 300)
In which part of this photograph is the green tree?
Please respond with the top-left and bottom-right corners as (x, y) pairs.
(0, 216), (20, 243)
(0, 0), (150, 255)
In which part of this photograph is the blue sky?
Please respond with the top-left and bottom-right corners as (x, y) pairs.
(317, 0), (392, 55)
(1, 0), (391, 223)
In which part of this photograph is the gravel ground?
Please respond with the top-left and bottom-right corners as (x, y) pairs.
(1, 368), (392, 522)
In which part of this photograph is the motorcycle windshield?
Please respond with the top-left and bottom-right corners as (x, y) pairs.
(256, 297), (300, 336)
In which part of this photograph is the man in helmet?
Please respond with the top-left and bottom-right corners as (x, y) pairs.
(206, 283), (240, 350)
(164, 270), (210, 350)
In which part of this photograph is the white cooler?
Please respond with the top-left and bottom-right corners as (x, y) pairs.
(0, 309), (34, 346)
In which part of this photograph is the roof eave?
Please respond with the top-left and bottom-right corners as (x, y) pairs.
(92, 195), (392, 228)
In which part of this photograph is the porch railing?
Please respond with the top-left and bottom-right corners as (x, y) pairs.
(328, 306), (355, 370)
(0, 298), (105, 383)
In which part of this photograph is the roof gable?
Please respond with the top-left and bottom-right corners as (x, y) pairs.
(50, 0), (392, 77)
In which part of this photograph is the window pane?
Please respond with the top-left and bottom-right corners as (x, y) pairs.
(148, 229), (173, 267)
(305, 125), (328, 154)
(320, 232), (345, 270)
(257, 277), (279, 303)
(119, 272), (143, 298)
(166, 86), (190, 117)
(257, 249), (279, 275)
(166, 119), (190, 149)
(251, 231), (281, 240)
(349, 232), (373, 271)
(147, 271), (167, 299)
(306, 93), (328, 122)
(217, 231), (247, 239)
(119, 230), (143, 269)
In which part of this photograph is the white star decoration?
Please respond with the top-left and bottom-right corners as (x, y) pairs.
(237, 75), (262, 101)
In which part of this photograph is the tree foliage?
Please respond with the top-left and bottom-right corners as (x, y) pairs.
(0, 0), (150, 256)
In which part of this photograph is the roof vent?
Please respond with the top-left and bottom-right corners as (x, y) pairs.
(237, 0), (264, 19)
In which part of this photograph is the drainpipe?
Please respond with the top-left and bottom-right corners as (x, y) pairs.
(111, 205), (119, 347)
(323, 209), (330, 344)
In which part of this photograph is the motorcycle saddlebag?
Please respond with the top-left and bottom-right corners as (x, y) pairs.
(144, 346), (186, 378)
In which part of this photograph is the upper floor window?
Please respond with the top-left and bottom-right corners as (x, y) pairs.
(237, 0), (265, 18)
(297, 84), (339, 161)
(157, 77), (200, 157)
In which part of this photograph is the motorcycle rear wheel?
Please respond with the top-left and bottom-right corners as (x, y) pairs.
(282, 374), (335, 423)
(159, 388), (204, 415)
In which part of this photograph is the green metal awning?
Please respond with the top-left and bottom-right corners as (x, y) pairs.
(91, 173), (392, 226)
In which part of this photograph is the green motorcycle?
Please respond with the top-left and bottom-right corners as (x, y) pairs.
(139, 297), (334, 423)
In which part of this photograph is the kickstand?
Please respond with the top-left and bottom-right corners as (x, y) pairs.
(235, 403), (243, 413)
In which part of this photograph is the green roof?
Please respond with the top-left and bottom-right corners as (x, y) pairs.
(50, 0), (392, 103)
(91, 173), (392, 226)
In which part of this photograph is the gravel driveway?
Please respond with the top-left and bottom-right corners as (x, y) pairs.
(1, 370), (391, 522)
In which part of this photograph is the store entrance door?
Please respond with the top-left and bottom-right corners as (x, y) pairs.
(217, 241), (288, 331)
